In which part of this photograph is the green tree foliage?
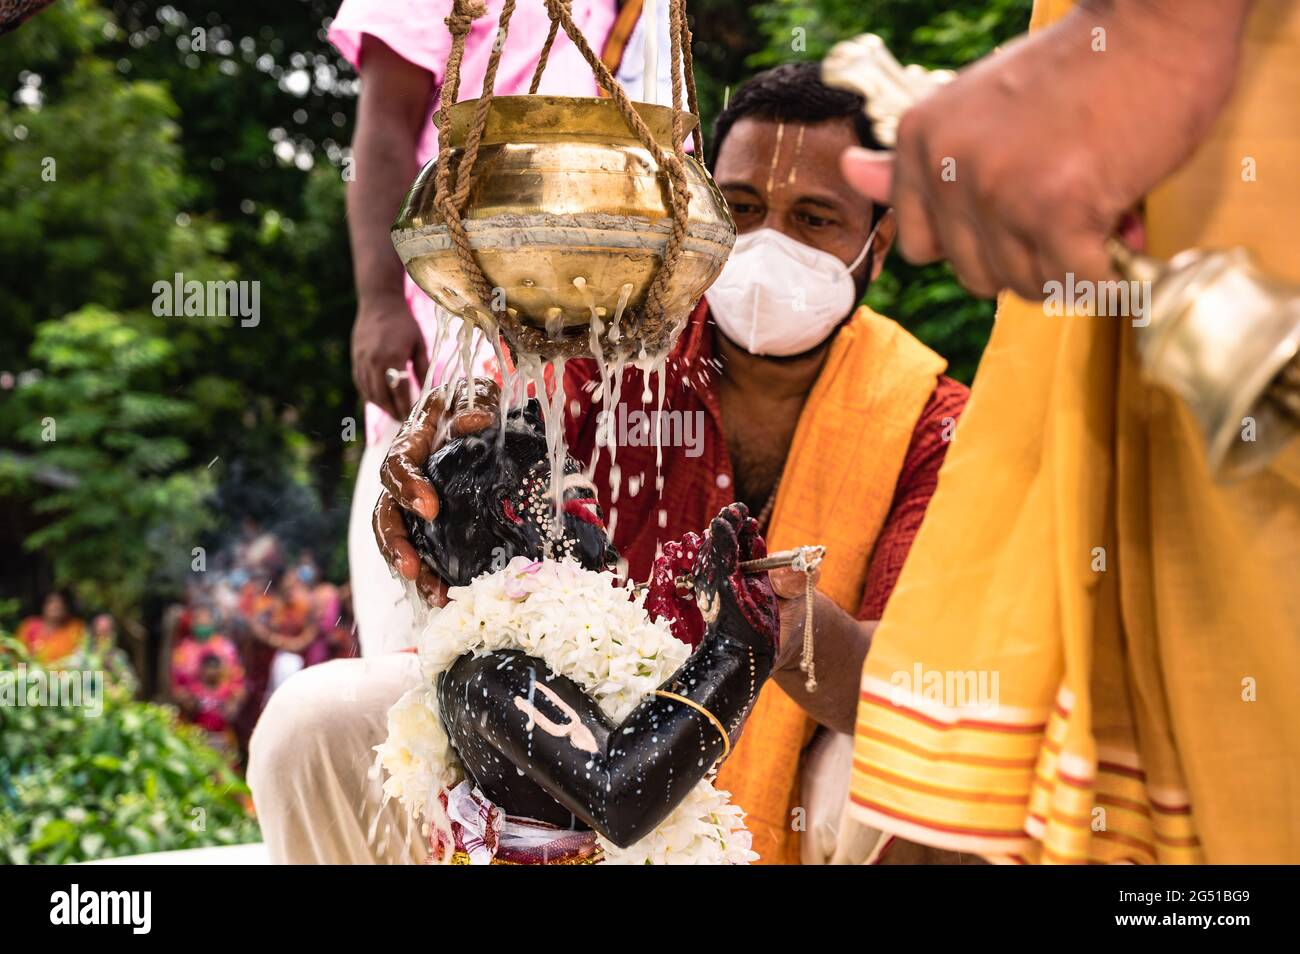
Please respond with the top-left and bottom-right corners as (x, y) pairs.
(99, 1), (359, 498)
(682, 0), (765, 137)
(1, 1), (237, 628)
(0, 3), (234, 344)
(750, 0), (1032, 67)
(0, 635), (259, 864)
(11, 307), (216, 627)
(1, 0), (357, 628)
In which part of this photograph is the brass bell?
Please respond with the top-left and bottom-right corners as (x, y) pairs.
(391, 95), (735, 363)
(822, 32), (1300, 480)
(1108, 240), (1300, 479)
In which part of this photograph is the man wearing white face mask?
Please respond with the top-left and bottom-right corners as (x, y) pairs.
(367, 62), (972, 863)
(694, 62), (971, 864)
(706, 207), (881, 358)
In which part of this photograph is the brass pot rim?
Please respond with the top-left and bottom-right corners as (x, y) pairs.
(435, 95), (700, 149)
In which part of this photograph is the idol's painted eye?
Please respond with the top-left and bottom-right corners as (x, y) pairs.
(501, 497), (524, 525)
(562, 497), (605, 530)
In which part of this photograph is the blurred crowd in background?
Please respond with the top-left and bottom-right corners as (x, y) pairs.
(17, 517), (356, 770)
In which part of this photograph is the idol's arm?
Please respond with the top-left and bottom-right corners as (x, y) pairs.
(440, 632), (769, 847)
(437, 505), (779, 848)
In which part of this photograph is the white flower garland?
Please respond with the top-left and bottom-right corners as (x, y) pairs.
(377, 556), (757, 865)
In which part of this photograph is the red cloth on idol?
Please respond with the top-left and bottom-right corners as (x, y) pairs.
(560, 301), (968, 622)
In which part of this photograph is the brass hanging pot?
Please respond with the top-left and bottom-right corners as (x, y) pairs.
(392, 94), (734, 363)
(390, 0), (733, 365)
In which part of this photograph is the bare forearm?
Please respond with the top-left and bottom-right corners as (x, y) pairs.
(1081, 0), (1253, 119)
(773, 590), (875, 734)
(345, 36), (434, 308)
(344, 39), (438, 416)
(347, 110), (421, 306)
(1098, 0), (1253, 28)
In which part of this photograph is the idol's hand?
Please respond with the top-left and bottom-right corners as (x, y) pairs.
(372, 376), (499, 606)
(642, 532), (704, 647)
(841, 0), (1250, 300)
(692, 503), (779, 658)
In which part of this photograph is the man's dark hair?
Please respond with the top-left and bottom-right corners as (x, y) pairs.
(710, 61), (886, 228)
(710, 61), (885, 169)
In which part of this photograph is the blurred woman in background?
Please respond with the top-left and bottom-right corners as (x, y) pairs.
(17, 590), (86, 666)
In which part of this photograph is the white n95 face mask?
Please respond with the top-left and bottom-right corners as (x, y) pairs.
(705, 225), (878, 357)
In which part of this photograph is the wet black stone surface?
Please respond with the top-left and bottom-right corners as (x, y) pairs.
(405, 400), (618, 585)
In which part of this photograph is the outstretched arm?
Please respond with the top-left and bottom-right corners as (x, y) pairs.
(437, 505), (779, 847)
(769, 572), (875, 735)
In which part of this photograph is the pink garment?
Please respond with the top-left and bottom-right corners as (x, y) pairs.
(329, 0), (618, 445)
(171, 634), (244, 695)
(171, 635), (246, 733)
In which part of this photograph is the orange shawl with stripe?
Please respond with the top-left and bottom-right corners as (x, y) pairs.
(849, 0), (1300, 864)
(716, 305), (945, 864)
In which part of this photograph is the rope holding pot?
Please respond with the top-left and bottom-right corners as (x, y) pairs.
(432, 0), (698, 345)
(528, 13), (562, 93)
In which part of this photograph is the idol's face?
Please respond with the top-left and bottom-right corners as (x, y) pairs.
(500, 461), (615, 571)
(713, 116), (894, 289)
(409, 402), (618, 587)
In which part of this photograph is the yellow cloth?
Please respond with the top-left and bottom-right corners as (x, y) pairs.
(716, 305), (946, 864)
(849, 0), (1300, 864)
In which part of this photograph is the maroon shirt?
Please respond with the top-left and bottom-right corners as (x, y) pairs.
(560, 302), (968, 622)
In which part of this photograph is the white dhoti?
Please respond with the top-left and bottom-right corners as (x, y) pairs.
(247, 653), (426, 864)
(347, 420), (418, 657)
(800, 728), (888, 865)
